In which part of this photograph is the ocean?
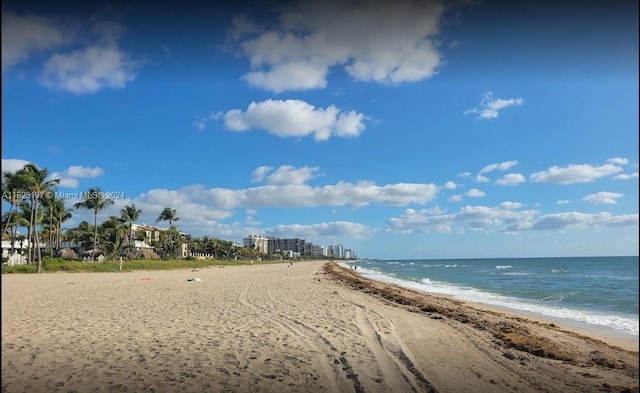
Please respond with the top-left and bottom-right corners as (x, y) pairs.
(345, 256), (639, 338)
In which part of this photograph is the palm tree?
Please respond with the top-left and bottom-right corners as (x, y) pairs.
(16, 200), (42, 265)
(74, 187), (114, 261)
(120, 204), (142, 247)
(99, 216), (127, 260)
(17, 164), (60, 272)
(2, 209), (28, 258)
(50, 197), (72, 253)
(2, 171), (25, 242)
(156, 207), (179, 259)
(65, 221), (93, 254)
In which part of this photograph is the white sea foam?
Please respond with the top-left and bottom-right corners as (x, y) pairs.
(495, 265), (513, 269)
(351, 265), (639, 337)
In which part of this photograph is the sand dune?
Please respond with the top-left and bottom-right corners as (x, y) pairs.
(2, 261), (638, 393)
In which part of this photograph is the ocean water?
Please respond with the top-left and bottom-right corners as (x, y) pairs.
(346, 256), (639, 338)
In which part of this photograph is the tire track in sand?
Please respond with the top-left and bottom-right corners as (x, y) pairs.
(238, 284), (350, 392)
(354, 304), (437, 392)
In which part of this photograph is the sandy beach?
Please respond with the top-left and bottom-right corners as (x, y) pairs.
(2, 261), (638, 393)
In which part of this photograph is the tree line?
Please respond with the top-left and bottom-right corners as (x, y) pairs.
(2, 164), (264, 272)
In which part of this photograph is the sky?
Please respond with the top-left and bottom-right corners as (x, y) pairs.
(2, 0), (638, 260)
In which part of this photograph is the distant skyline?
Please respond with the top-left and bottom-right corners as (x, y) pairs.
(2, 0), (638, 259)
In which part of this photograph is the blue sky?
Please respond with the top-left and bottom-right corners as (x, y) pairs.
(2, 0), (638, 259)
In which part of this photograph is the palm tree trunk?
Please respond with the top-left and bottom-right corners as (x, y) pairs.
(169, 219), (173, 259)
(93, 211), (98, 261)
(49, 208), (54, 258)
(2, 203), (14, 243)
(34, 199), (42, 273)
(29, 201), (35, 264)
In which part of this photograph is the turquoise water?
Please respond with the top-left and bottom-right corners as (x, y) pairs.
(348, 256), (639, 337)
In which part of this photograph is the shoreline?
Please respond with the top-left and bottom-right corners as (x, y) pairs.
(339, 261), (639, 348)
(2, 261), (638, 393)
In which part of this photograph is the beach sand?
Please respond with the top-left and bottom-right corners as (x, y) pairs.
(2, 261), (638, 393)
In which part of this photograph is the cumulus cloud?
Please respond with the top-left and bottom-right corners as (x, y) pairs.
(479, 160), (518, 174)
(607, 157), (629, 165)
(49, 165), (104, 189)
(530, 212), (638, 230)
(613, 172), (639, 180)
(443, 181), (457, 190)
(231, 0), (447, 92)
(265, 165), (320, 185)
(221, 99), (367, 141)
(250, 165), (320, 185)
(466, 188), (485, 197)
(495, 173), (526, 186)
(530, 163), (623, 184)
(136, 179), (440, 211)
(41, 44), (137, 94)
(3, 9), (138, 93)
(266, 221), (370, 239)
(474, 160), (518, 182)
(465, 92), (524, 120)
(251, 166), (273, 183)
(1, 11), (74, 70)
(64, 165), (104, 178)
(1, 158), (32, 174)
(582, 191), (623, 205)
(194, 111), (222, 131)
(386, 203), (638, 233)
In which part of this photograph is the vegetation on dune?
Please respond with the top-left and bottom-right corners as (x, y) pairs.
(2, 257), (292, 274)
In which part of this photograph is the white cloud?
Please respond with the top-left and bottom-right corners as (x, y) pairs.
(2, 10), (138, 94)
(250, 165), (320, 185)
(41, 45), (137, 94)
(582, 191), (623, 205)
(613, 172), (639, 180)
(251, 166), (273, 183)
(448, 194), (463, 202)
(531, 212), (638, 230)
(443, 181), (457, 190)
(499, 201), (522, 209)
(1, 158), (32, 174)
(475, 174), (490, 183)
(466, 188), (485, 197)
(49, 165), (104, 189)
(479, 160), (518, 174)
(194, 111), (223, 131)
(231, 0), (446, 92)
(266, 221), (370, 239)
(222, 99), (366, 141)
(557, 200), (570, 205)
(530, 163), (623, 184)
(1, 11), (75, 70)
(607, 157), (629, 165)
(64, 165), (104, 178)
(57, 178), (79, 188)
(242, 61), (329, 93)
(465, 92), (524, 120)
(137, 179), (440, 211)
(386, 203), (638, 233)
(264, 165), (320, 185)
(475, 160), (518, 183)
(495, 173), (526, 186)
